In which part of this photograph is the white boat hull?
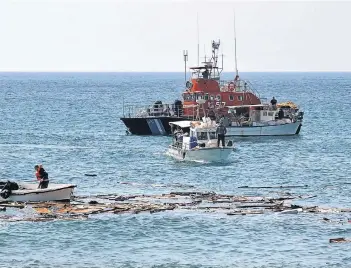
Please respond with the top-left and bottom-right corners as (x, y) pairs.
(0, 183), (76, 202)
(167, 146), (233, 162)
(226, 122), (302, 137)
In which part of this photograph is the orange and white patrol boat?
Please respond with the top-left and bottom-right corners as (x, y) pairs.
(120, 39), (303, 136)
(121, 39), (269, 135)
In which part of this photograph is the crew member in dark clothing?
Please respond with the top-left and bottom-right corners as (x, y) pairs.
(202, 69), (209, 79)
(208, 109), (216, 121)
(278, 108), (284, 119)
(216, 122), (227, 147)
(270, 97), (277, 110)
(35, 165), (49, 189)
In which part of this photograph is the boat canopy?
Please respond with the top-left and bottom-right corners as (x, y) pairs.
(226, 104), (268, 109)
(227, 102), (298, 109)
(169, 121), (191, 128)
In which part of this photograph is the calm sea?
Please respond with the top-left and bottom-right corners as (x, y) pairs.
(0, 72), (350, 267)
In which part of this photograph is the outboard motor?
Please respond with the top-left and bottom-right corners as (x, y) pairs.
(297, 111), (304, 120)
(0, 180), (18, 199)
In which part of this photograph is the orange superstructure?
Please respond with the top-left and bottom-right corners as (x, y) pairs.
(181, 40), (261, 118)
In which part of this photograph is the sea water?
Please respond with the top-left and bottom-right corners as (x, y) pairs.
(0, 72), (350, 267)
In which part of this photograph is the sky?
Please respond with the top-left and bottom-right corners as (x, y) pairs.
(0, 0), (350, 72)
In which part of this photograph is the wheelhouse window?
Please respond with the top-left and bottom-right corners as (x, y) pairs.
(196, 94), (204, 100)
(197, 132), (208, 140)
(238, 95), (243, 101)
(209, 132), (216, 139)
(229, 95), (234, 101)
(204, 93), (209, 100)
(216, 95), (221, 101)
(183, 94), (191, 101)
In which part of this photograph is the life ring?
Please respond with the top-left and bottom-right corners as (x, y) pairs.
(228, 82), (235, 91)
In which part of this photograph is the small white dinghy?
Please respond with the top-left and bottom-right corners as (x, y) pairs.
(167, 119), (234, 162)
(0, 181), (76, 202)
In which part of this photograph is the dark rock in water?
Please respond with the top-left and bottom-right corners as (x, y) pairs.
(84, 174), (97, 177)
(329, 238), (350, 243)
(290, 204), (303, 209)
(0, 206), (6, 211)
(88, 200), (99, 205)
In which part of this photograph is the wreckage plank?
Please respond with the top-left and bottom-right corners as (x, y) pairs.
(34, 208), (51, 214)
(0, 203), (25, 208)
(238, 185), (308, 189)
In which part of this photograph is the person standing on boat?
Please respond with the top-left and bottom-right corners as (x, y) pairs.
(216, 122), (227, 147)
(202, 68), (209, 79)
(270, 97), (277, 110)
(278, 108), (285, 119)
(34, 165), (49, 189)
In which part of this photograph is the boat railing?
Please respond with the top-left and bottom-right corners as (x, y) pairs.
(219, 79), (262, 99)
(191, 72), (221, 81)
(122, 103), (192, 118)
(260, 97), (269, 104)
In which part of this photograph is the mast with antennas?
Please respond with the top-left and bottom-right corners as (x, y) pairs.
(197, 13), (200, 66)
(183, 50), (188, 84)
(233, 10), (238, 77)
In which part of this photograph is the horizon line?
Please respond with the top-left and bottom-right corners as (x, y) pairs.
(1, 70), (351, 73)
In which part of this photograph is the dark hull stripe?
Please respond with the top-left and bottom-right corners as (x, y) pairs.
(120, 117), (302, 136)
(121, 117), (186, 135)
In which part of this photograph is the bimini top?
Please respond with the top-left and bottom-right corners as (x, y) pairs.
(226, 104), (268, 109)
(169, 121), (191, 128)
(190, 120), (217, 130)
(227, 101), (299, 110)
(169, 120), (217, 130)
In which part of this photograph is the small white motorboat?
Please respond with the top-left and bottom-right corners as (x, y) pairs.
(0, 181), (76, 202)
(167, 119), (234, 162)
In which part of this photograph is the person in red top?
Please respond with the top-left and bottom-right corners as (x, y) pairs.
(34, 165), (49, 189)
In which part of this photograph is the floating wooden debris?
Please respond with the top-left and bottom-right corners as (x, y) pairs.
(0, 203), (25, 208)
(321, 217), (351, 224)
(238, 185), (309, 189)
(118, 181), (195, 189)
(0, 191), (349, 223)
(169, 191), (215, 196)
(278, 208), (303, 214)
(34, 207), (51, 214)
